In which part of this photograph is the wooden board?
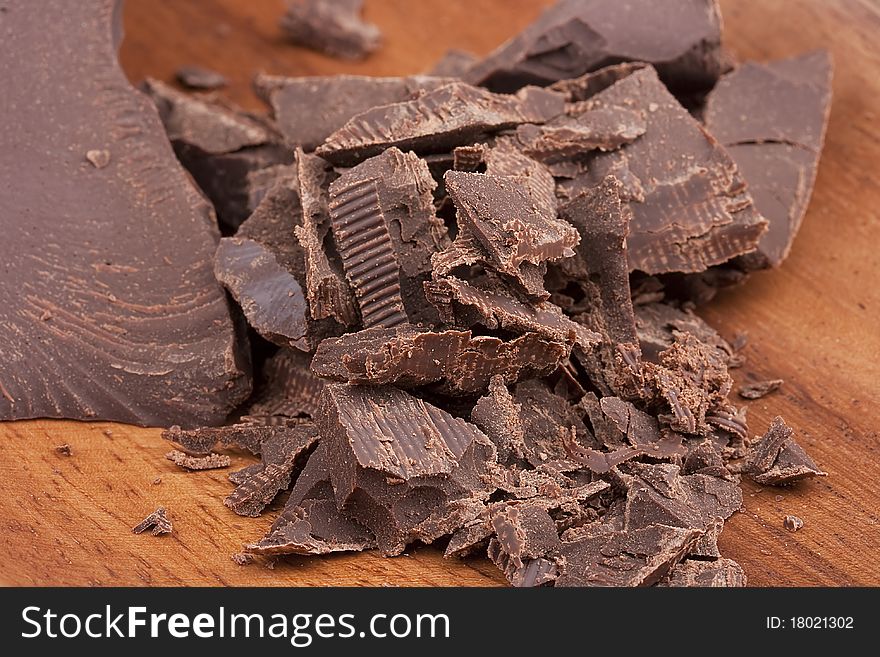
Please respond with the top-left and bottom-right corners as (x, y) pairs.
(2, 0), (879, 586)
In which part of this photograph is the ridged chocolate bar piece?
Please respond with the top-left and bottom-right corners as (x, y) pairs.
(704, 51), (833, 268)
(465, 0), (727, 93)
(312, 324), (569, 395)
(317, 82), (564, 165)
(0, 0), (250, 427)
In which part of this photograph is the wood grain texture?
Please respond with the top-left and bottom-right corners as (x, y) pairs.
(2, 0), (879, 586)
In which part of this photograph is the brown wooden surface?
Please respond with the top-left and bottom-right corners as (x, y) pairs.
(1, 0), (879, 587)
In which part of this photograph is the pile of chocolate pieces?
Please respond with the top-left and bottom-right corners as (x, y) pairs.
(0, 0), (831, 586)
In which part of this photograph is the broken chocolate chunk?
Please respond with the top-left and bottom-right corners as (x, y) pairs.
(328, 147), (448, 327)
(55, 444), (72, 457)
(244, 348), (326, 422)
(704, 51), (833, 268)
(132, 507), (172, 536)
(280, 0), (381, 60)
(428, 49), (478, 77)
(465, 0), (727, 93)
(175, 65), (228, 90)
(488, 503), (561, 587)
(0, 1), (250, 427)
(312, 325), (569, 395)
(659, 558), (746, 587)
(636, 301), (735, 364)
(166, 450), (231, 471)
(317, 82), (564, 165)
(738, 378), (784, 400)
(745, 417), (826, 485)
(471, 375), (527, 463)
(225, 423), (320, 517)
(162, 423), (274, 458)
(783, 514), (804, 532)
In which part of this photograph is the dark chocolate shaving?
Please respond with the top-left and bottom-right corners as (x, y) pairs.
(132, 507), (172, 536)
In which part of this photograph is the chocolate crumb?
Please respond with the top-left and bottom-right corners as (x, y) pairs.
(152, 477), (162, 486)
(54, 444), (72, 456)
(85, 149), (111, 169)
(132, 507), (172, 536)
(783, 515), (804, 532)
(232, 552), (256, 566)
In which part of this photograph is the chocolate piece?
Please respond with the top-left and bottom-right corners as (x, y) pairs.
(635, 301), (735, 364)
(549, 62), (648, 102)
(575, 66), (768, 274)
(513, 379), (592, 467)
(142, 78), (292, 231)
(488, 503), (561, 587)
(55, 444), (72, 457)
(599, 397), (684, 457)
(85, 149), (111, 169)
(428, 49), (478, 77)
(162, 423), (270, 457)
(165, 450), (231, 471)
(783, 514), (804, 532)
(471, 376), (527, 463)
(745, 417), (826, 485)
(280, 0), (381, 60)
(328, 148), (448, 327)
(424, 276), (599, 349)
(465, 0), (726, 93)
(453, 144), (489, 172)
(256, 74), (455, 152)
(0, 1), (250, 427)
(738, 378), (784, 400)
(225, 423), (320, 517)
(292, 150), (359, 325)
(660, 558), (746, 587)
(704, 51), (833, 268)
(445, 517), (494, 558)
(132, 507), (172, 536)
(316, 83), (564, 165)
(215, 177), (342, 349)
(312, 325), (568, 395)
(231, 552), (256, 566)
(248, 444), (376, 555)
(244, 348), (326, 421)
(318, 384), (496, 555)
(556, 523), (702, 587)
(175, 65), (228, 90)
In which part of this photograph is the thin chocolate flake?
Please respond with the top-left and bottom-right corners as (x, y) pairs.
(704, 51), (833, 268)
(312, 325), (569, 395)
(132, 507), (172, 536)
(738, 378), (784, 400)
(175, 65), (228, 90)
(163, 424), (269, 457)
(745, 417), (826, 485)
(465, 0), (727, 93)
(292, 149), (359, 326)
(225, 423), (320, 517)
(549, 62), (649, 102)
(280, 0), (381, 61)
(635, 301), (735, 365)
(316, 82), (564, 166)
(165, 449), (231, 471)
(471, 375), (527, 463)
(0, 1), (251, 427)
(783, 514), (804, 532)
(55, 444), (72, 457)
(328, 148), (448, 327)
(659, 558), (746, 587)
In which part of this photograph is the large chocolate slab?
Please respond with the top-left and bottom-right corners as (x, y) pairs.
(575, 66), (768, 274)
(0, 0), (250, 427)
(317, 82), (564, 165)
(312, 325), (568, 395)
(279, 0), (381, 60)
(328, 148), (448, 327)
(255, 74), (455, 152)
(704, 51), (833, 268)
(465, 0), (726, 93)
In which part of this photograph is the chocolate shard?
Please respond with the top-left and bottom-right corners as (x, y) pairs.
(318, 384), (497, 555)
(488, 503), (562, 587)
(471, 375), (527, 463)
(428, 49), (478, 77)
(556, 523), (703, 587)
(549, 62), (649, 102)
(513, 379), (593, 467)
(745, 417), (826, 485)
(328, 148), (449, 327)
(312, 325), (569, 395)
(142, 78), (292, 232)
(132, 507), (172, 536)
(571, 66), (767, 275)
(738, 378), (784, 400)
(280, 0), (381, 60)
(600, 397), (685, 457)
(465, 0), (727, 93)
(247, 443), (376, 555)
(244, 348), (326, 422)
(292, 150), (359, 325)
(255, 74), (455, 152)
(0, 0), (251, 427)
(162, 423), (268, 457)
(659, 558), (747, 587)
(166, 450), (231, 471)
(316, 82), (564, 166)
(225, 423), (320, 517)
(445, 516), (494, 558)
(175, 65), (228, 90)
(784, 514), (804, 532)
(704, 51), (833, 268)
(635, 301), (735, 364)
(215, 176), (343, 350)
(424, 276), (599, 349)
